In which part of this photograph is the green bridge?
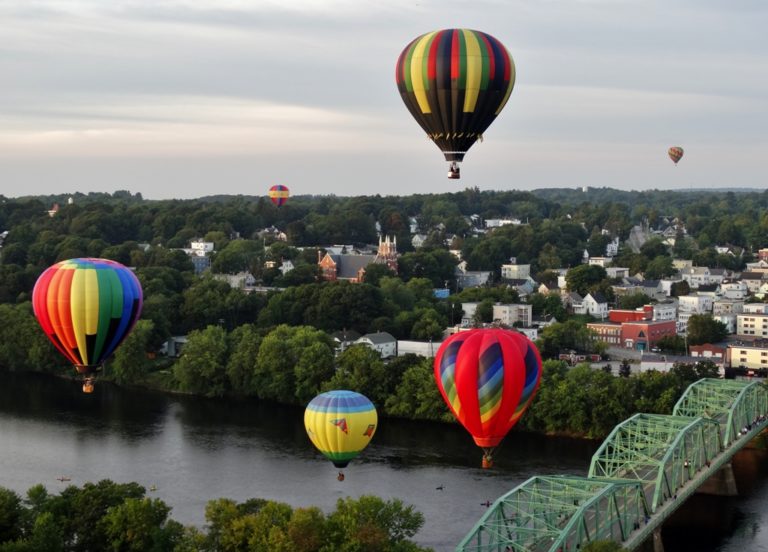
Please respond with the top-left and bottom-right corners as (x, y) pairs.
(457, 378), (768, 552)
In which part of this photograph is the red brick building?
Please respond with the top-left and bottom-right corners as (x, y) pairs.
(621, 320), (677, 351)
(318, 236), (399, 283)
(608, 305), (653, 323)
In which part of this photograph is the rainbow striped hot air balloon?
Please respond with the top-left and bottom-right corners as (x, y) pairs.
(396, 28), (516, 179)
(304, 390), (377, 480)
(32, 258), (143, 393)
(434, 328), (542, 468)
(268, 184), (289, 207)
(668, 146), (684, 165)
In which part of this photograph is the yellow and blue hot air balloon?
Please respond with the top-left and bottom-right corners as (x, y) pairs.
(32, 258), (143, 393)
(304, 390), (377, 480)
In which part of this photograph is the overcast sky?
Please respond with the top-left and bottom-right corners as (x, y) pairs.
(1, 0), (766, 200)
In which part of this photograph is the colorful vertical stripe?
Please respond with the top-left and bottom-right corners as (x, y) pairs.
(32, 258), (143, 371)
(396, 28), (516, 163)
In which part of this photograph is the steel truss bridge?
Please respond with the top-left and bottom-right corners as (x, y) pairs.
(457, 378), (768, 551)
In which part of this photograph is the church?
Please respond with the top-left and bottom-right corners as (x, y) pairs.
(317, 236), (399, 283)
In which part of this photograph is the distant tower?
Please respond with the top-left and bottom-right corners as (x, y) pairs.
(376, 235), (399, 273)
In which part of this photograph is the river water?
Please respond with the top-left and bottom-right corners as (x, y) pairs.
(0, 371), (766, 551)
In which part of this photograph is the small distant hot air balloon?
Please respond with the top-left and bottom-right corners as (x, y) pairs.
(668, 146), (684, 165)
(396, 29), (516, 179)
(434, 328), (542, 468)
(32, 258), (143, 393)
(304, 390), (377, 480)
(268, 185), (289, 207)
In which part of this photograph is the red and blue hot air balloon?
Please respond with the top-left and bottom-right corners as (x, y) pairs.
(268, 185), (289, 207)
(434, 328), (542, 468)
(32, 258), (143, 393)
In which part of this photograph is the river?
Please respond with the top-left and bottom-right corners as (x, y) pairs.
(0, 371), (766, 551)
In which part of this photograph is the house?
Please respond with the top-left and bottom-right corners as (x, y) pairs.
(278, 260), (294, 275)
(504, 278), (535, 299)
(727, 341), (768, 370)
(411, 234), (428, 248)
(455, 264), (492, 289)
(679, 267), (727, 289)
(605, 237), (620, 257)
(397, 340), (440, 357)
(713, 300), (744, 316)
(355, 332), (397, 358)
(653, 301), (678, 321)
(213, 272), (256, 289)
(485, 218), (521, 228)
(605, 266), (630, 279)
(678, 294), (713, 315)
(159, 336), (188, 357)
(575, 292), (609, 319)
(501, 263), (531, 280)
(719, 280), (748, 300)
(492, 304), (533, 327)
(318, 236), (398, 283)
(690, 344), (726, 361)
(330, 330), (361, 352)
(736, 312), (768, 337)
(743, 303), (768, 314)
(190, 240), (214, 257)
(739, 272), (768, 294)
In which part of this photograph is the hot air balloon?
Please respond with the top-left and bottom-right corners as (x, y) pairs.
(396, 29), (516, 179)
(268, 185), (289, 207)
(668, 146), (684, 165)
(32, 258), (143, 393)
(433, 328), (542, 468)
(304, 390), (377, 480)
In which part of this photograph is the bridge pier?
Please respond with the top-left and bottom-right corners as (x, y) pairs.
(653, 528), (665, 552)
(697, 461), (738, 496)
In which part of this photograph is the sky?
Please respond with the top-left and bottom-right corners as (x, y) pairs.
(1, 0), (766, 200)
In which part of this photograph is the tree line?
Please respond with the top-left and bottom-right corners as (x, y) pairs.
(0, 480), (430, 551)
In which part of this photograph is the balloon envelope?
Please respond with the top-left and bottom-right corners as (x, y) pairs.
(668, 146), (684, 164)
(304, 390), (377, 469)
(268, 185), (289, 207)
(434, 329), (541, 459)
(32, 258), (143, 373)
(396, 29), (515, 173)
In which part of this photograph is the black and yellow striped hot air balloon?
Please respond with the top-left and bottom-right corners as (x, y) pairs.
(396, 29), (516, 179)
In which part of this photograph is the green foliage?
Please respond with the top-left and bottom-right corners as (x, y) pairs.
(536, 320), (601, 358)
(172, 325), (229, 397)
(385, 358), (450, 421)
(565, 265), (607, 296)
(686, 314), (729, 345)
(110, 320), (155, 385)
(323, 345), (388, 407)
(0, 303), (60, 372)
(617, 293), (652, 310)
(0, 482), (430, 552)
(253, 325), (335, 405)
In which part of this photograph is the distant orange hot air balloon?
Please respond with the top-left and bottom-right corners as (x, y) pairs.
(668, 146), (684, 165)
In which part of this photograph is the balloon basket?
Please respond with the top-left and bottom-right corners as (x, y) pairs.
(337, 471), (345, 482)
(482, 456), (493, 469)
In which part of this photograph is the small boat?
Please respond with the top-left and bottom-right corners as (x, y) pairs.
(56, 476), (71, 482)
(149, 485), (157, 492)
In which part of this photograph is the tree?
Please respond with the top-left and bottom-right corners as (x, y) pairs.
(686, 314), (728, 346)
(110, 320), (154, 385)
(536, 320), (601, 358)
(253, 325), (335, 404)
(323, 345), (388, 406)
(643, 255), (674, 280)
(619, 359), (632, 378)
(565, 265), (607, 296)
(670, 280), (690, 297)
(172, 325), (230, 397)
(211, 239), (263, 274)
(362, 263), (395, 287)
(225, 324), (262, 395)
(385, 359), (451, 421)
(324, 495), (426, 552)
(617, 293), (652, 310)
(582, 541), (627, 552)
(0, 488), (23, 543)
(99, 497), (184, 552)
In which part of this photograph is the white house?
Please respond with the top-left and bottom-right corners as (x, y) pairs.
(485, 218), (521, 228)
(492, 304), (533, 327)
(501, 263), (531, 280)
(653, 302), (678, 321)
(190, 240), (214, 257)
(743, 303), (768, 314)
(575, 292), (609, 319)
(713, 300), (745, 316)
(355, 332), (397, 358)
(680, 267), (727, 289)
(678, 294), (713, 314)
(718, 280), (748, 300)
